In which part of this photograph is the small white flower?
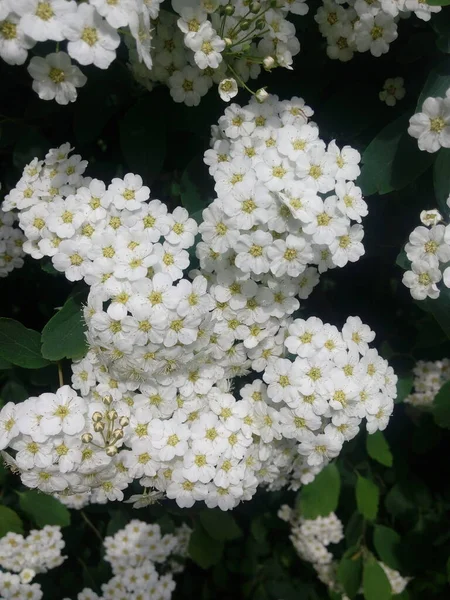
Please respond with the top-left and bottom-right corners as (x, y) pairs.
(379, 77), (405, 107)
(218, 77), (238, 102)
(28, 52), (87, 105)
(408, 96), (450, 153)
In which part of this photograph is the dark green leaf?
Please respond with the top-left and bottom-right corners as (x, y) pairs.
(356, 476), (379, 521)
(363, 557), (392, 600)
(180, 156), (209, 219)
(428, 0), (450, 6)
(395, 249), (410, 271)
(299, 463), (341, 519)
(119, 95), (167, 184)
(358, 114), (434, 196)
(433, 379), (450, 429)
(422, 291), (450, 340)
(13, 128), (47, 169)
(1, 380), (29, 403)
(373, 526), (401, 571)
(434, 149), (450, 215)
(41, 294), (88, 361)
(385, 483), (417, 517)
(188, 524), (224, 569)
(199, 509), (242, 541)
(396, 375), (413, 404)
(337, 547), (363, 598)
(19, 491), (71, 528)
(432, 10), (450, 52)
(0, 506), (24, 537)
(0, 318), (50, 369)
(0, 357), (11, 369)
(366, 431), (393, 467)
(417, 60), (450, 109)
(106, 509), (130, 536)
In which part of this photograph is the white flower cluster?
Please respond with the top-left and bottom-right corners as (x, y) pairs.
(279, 506), (410, 598)
(404, 359), (450, 408)
(402, 201), (450, 301)
(408, 88), (450, 153)
(0, 525), (66, 600)
(315, 0), (440, 62)
(0, 203), (25, 278)
(128, 0), (304, 106)
(0, 118), (395, 510)
(64, 520), (191, 600)
(277, 505), (344, 564)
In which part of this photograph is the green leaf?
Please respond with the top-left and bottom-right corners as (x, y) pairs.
(41, 294), (88, 361)
(358, 113), (434, 196)
(432, 10), (450, 52)
(433, 380), (450, 429)
(395, 249), (410, 271)
(188, 523), (224, 569)
(366, 431), (393, 467)
(0, 318), (50, 369)
(199, 509), (243, 541)
(1, 380), (29, 403)
(363, 557), (392, 600)
(299, 463), (341, 519)
(434, 149), (450, 215)
(0, 357), (11, 369)
(356, 476), (379, 521)
(337, 547), (363, 599)
(373, 526), (401, 571)
(396, 375), (413, 404)
(0, 506), (24, 537)
(19, 491), (71, 528)
(13, 127), (47, 169)
(180, 156), (208, 219)
(421, 291), (450, 340)
(385, 483), (416, 517)
(417, 60), (450, 109)
(428, 0), (450, 6)
(119, 95), (167, 184)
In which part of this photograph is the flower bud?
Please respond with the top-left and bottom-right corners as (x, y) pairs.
(105, 445), (118, 457)
(107, 409), (118, 421)
(224, 4), (235, 16)
(255, 88), (269, 103)
(119, 416), (130, 427)
(81, 433), (93, 444)
(112, 428), (124, 440)
(263, 56), (276, 70)
(94, 422), (105, 432)
(224, 37), (233, 46)
(255, 19), (265, 30)
(102, 395), (113, 405)
(240, 19), (251, 31)
(92, 412), (103, 423)
(250, 2), (261, 13)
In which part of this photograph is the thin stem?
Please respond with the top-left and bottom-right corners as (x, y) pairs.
(77, 557), (100, 594)
(227, 28), (270, 50)
(57, 362), (64, 387)
(226, 61), (256, 96)
(80, 510), (104, 544)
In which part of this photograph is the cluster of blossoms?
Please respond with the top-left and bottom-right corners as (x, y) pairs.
(408, 88), (450, 153)
(278, 505), (410, 597)
(379, 76), (405, 107)
(0, 0), (306, 106)
(404, 359), (450, 408)
(0, 525), (66, 600)
(0, 204), (25, 278)
(314, 0), (440, 62)
(128, 0), (305, 106)
(402, 202), (450, 301)
(63, 520), (191, 600)
(0, 94), (395, 510)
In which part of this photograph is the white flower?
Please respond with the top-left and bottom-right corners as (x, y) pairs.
(354, 13), (398, 57)
(267, 234), (312, 277)
(90, 0), (136, 28)
(235, 230), (273, 275)
(189, 21), (225, 69)
(420, 209), (442, 227)
(15, 0), (77, 42)
(379, 77), (405, 107)
(0, 402), (19, 450)
(408, 96), (450, 153)
(218, 78), (238, 102)
(405, 225), (450, 268)
(168, 65), (209, 106)
(38, 386), (86, 436)
(28, 52), (87, 105)
(0, 13), (35, 65)
(402, 260), (442, 300)
(64, 3), (120, 69)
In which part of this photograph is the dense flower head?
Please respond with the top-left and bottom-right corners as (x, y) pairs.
(61, 519), (191, 600)
(279, 506), (411, 597)
(315, 0), (440, 62)
(0, 123), (396, 510)
(402, 199), (450, 301)
(0, 201), (25, 277)
(404, 358), (450, 408)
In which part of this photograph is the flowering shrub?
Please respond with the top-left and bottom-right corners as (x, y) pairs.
(0, 1), (450, 600)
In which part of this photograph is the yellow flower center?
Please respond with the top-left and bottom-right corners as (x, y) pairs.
(49, 68), (65, 84)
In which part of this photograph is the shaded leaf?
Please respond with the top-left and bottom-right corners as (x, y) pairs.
(417, 60), (450, 109)
(366, 431), (393, 467)
(363, 557), (392, 600)
(0, 506), (23, 538)
(356, 476), (379, 521)
(0, 318), (50, 369)
(41, 293), (88, 361)
(299, 463), (341, 519)
(199, 509), (242, 541)
(433, 148), (450, 215)
(433, 379), (450, 429)
(19, 491), (71, 528)
(188, 524), (224, 569)
(373, 526), (401, 571)
(337, 547), (363, 599)
(396, 375), (413, 404)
